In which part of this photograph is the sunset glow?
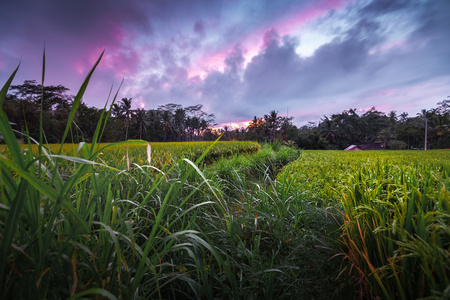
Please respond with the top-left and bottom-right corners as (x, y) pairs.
(216, 121), (252, 131)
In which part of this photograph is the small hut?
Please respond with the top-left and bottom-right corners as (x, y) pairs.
(344, 143), (384, 151)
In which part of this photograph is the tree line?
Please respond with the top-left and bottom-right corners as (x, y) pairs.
(295, 103), (450, 150)
(232, 102), (449, 150)
(2, 80), (449, 149)
(3, 80), (217, 143)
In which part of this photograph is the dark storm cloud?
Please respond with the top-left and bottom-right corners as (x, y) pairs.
(360, 0), (410, 16)
(224, 44), (245, 74)
(198, 11), (391, 121)
(243, 30), (302, 106)
(0, 0), (153, 107)
(409, 0), (450, 49)
(201, 47), (245, 121)
(241, 17), (381, 113)
(194, 20), (205, 36)
(375, 0), (450, 82)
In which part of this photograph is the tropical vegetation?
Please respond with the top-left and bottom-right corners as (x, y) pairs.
(3, 79), (449, 149)
(1, 52), (449, 300)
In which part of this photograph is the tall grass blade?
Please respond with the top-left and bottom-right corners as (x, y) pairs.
(58, 50), (104, 153)
(0, 65), (29, 290)
(70, 288), (118, 300)
(90, 79), (123, 155)
(0, 64), (19, 108)
(97, 79), (123, 150)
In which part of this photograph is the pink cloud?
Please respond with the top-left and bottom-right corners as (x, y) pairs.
(188, 52), (228, 79)
(71, 49), (106, 75)
(369, 40), (406, 55)
(69, 20), (142, 78)
(187, 0), (351, 79)
(103, 50), (140, 77)
(71, 45), (140, 79)
(189, 76), (203, 85)
(72, 60), (86, 74)
(243, 0), (350, 55)
(273, 0), (349, 37)
(380, 89), (397, 97)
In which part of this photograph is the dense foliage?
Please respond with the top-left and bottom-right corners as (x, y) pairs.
(295, 106), (450, 150)
(3, 81), (217, 143)
(3, 80), (449, 149)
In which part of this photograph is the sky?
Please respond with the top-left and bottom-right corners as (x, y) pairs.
(1, 0), (449, 128)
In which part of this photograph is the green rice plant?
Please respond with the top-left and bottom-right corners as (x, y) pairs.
(331, 158), (448, 299)
(0, 141), (261, 171)
(212, 143), (300, 183)
(279, 150), (450, 206)
(278, 150), (450, 299)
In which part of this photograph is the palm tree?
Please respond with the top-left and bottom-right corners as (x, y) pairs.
(174, 108), (186, 142)
(399, 112), (409, 123)
(222, 125), (230, 141)
(135, 108), (148, 140)
(199, 113), (216, 140)
(264, 110), (281, 142)
(147, 109), (163, 141)
(437, 97), (450, 116)
(160, 110), (173, 142)
(120, 98), (133, 140)
(190, 116), (201, 141)
(247, 116), (265, 141)
(319, 116), (337, 144)
(111, 103), (123, 118)
(417, 109), (431, 150)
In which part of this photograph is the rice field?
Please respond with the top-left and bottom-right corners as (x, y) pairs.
(0, 140), (260, 169)
(279, 150), (450, 299)
(279, 150), (450, 205)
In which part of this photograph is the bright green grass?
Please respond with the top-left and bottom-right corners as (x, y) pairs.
(279, 150), (450, 205)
